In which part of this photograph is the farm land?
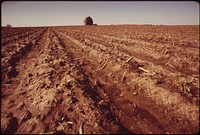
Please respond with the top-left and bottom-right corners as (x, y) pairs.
(1, 25), (199, 134)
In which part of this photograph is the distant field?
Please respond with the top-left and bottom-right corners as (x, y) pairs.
(1, 25), (199, 134)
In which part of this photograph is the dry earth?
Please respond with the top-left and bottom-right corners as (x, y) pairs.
(1, 25), (199, 134)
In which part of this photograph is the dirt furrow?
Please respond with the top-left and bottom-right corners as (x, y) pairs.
(1, 28), (47, 64)
(58, 28), (198, 76)
(55, 29), (199, 105)
(1, 28), (44, 46)
(54, 29), (169, 134)
(2, 28), (130, 134)
(1, 28), (48, 87)
(54, 28), (199, 134)
(1, 28), (50, 134)
(1, 27), (35, 39)
(74, 25), (199, 49)
(52, 28), (133, 134)
(53, 29), (166, 133)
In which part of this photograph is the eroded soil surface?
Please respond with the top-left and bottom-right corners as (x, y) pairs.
(1, 25), (199, 134)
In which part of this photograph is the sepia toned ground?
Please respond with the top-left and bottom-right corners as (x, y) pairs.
(1, 25), (199, 134)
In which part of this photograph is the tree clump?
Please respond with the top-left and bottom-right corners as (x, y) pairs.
(83, 16), (93, 25)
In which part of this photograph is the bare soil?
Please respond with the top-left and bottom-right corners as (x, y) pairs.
(1, 25), (199, 134)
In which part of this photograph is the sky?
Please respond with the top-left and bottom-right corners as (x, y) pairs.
(1, 1), (199, 27)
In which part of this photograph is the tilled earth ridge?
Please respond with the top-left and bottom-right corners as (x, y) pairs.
(1, 25), (199, 134)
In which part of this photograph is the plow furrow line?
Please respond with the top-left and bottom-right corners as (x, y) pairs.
(54, 29), (199, 134)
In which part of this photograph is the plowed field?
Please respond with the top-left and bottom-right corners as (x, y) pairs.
(1, 25), (199, 134)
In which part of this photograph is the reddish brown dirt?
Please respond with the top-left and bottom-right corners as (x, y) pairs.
(1, 25), (199, 134)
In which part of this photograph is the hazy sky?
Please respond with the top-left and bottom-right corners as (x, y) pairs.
(1, 1), (199, 27)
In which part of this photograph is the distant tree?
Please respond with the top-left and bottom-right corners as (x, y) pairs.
(6, 24), (12, 28)
(83, 16), (93, 25)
